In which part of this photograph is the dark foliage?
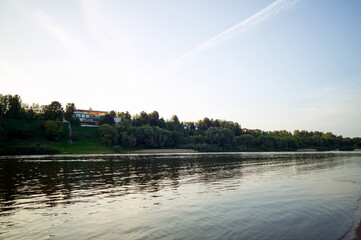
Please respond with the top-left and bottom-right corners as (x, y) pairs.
(1, 93), (361, 153)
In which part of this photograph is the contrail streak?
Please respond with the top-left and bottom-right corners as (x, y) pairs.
(166, 0), (299, 71)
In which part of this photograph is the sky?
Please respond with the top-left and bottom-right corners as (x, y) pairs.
(0, 0), (361, 137)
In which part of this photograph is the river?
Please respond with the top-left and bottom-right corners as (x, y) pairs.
(1, 152), (361, 239)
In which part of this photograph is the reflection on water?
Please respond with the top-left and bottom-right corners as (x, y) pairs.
(1, 152), (361, 239)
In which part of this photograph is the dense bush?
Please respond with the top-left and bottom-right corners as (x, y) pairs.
(205, 127), (234, 147)
(132, 126), (173, 148)
(98, 114), (115, 126)
(1, 93), (361, 153)
(118, 132), (137, 147)
(234, 135), (255, 147)
(69, 117), (80, 126)
(99, 124), (118, 147)
(44, 120), (64, 140)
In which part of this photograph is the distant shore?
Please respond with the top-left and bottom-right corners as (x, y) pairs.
(127, 149), (197, 154)
(2, 118), (361, 156)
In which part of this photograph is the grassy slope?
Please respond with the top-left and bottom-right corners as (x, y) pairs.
(0, 119), (116, 154)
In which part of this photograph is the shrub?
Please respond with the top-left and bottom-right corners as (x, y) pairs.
(99, 124), (118, 147)
(44, 120), (64, 140)
(205, 127), (234, 147)
(234, 135), (255, 147)
(98, 114), (115, 126)
(119, 132), (137, 147)
(70, 117), (80, 126)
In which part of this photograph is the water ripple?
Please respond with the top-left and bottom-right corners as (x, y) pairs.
(0, 153), (361, 239)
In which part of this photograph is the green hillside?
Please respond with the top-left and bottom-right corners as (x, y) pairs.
(0, 119), (120, 154)
(1, 93), (361, 155)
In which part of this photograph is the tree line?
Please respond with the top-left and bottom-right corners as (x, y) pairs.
(0, 94), (74, 122)
(1, 93), (361, 152)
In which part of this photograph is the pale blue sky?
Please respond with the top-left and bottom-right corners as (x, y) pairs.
(1, 0), (360, 137)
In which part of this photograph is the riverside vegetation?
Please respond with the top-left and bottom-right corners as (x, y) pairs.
(1, 94), (361, 155)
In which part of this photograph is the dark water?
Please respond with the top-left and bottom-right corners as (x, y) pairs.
(1, 152), (361, 240)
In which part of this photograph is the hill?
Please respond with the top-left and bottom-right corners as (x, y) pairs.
(0, 119), (126, 155)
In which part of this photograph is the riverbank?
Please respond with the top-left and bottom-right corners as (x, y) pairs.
(1, 150), (361, 161)
(2, 119), (361, 156)
(127, 149), (197, 154)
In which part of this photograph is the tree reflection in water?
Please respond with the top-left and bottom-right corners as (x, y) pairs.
(0, 153), (349, 215)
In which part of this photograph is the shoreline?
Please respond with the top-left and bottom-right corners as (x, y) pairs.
(1, 150), (361, 160)
(125, 149), (198, 154)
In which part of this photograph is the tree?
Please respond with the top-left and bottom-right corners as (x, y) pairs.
(98, 114), (115, 125)
(322, 132), (336, 139)
(99, 124), (118, 147)
(149, 111), (159, 120)
(29, 103), (43, 119)
(294, 130), (300, 137)
(44, 101), (64, 121)
(118, 111), (131, 120)
(205, 127), (234, 147)
(149, 111), (160, 126)
(234, 135), (255, 147)
(44, 120), (64, 140)
(284, 136), (300, 149)
(119, 132), (137, 147)
(261, 136), (276, 149)
(0, 94), (22, 119)
(231, 122), (242, 136)
(0, 94), (7, 118)
(133, 126), (172, 148)
(70, 117), (80, 126)
(157, 118), (166, 128)
(198, 117), (212, 130)
(64, 103), (75, 121)
(213, 119), (220, 128)
(190, 135), (204, 144)
(22, 103), (34, 120)
(7, 95), (22, 119)
(109, 110), (116, 118)
(166, 115), (182, 131)
(170, 115), (178, 123)
(132, 111), (149, 126)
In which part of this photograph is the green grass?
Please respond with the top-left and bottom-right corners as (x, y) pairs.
(0, 119), (133, 154)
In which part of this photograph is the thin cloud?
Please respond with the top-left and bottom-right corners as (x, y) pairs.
(11, 0), (92, 59)
(80, 0), (135, 57)
(166, 0), (300, 71)
(0, 58), (30, 83)
(31, 9), (91, 59)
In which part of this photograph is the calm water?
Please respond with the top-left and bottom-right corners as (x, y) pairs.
(1, 152), (361, 240)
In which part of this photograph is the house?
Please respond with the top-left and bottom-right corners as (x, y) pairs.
(242, 128), (263, 134)
(73, 109), (107, 127)
(114, 118), (122, 124)
(183, 123), (199, 131)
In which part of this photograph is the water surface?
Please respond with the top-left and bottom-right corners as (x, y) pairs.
(1, 152), (361, 239)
